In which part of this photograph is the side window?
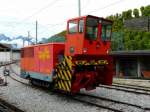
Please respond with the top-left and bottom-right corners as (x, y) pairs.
(69, 21), (78, 33)
(102, 26), (106, 40)
(21, 49), (24, 58)
(106, 25), (112, 38)
(79, 19), (84, 33)
(86, 17), (98, 40)
(23, 48), (34, 58)
(102, 25), (112, 41)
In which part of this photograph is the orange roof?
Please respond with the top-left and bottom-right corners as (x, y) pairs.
(22, 42), (65, 49)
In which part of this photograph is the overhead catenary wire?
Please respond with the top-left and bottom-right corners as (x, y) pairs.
(20, 0), (61, 22)
(46, 0), (126, 28)
(46, 0), (126, 30)
(81, 0), (91, 12)
(87, 0), (125, 14)
(0, 0), (61, 41)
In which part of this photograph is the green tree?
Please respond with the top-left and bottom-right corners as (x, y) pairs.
(140, 6), (145, 17)
(143, 5), (150, 17)
(141, 32), (150, 49)
(122, 11), (128, 20)
(126, 10), (132, 19)
(133, 8), (139, 18)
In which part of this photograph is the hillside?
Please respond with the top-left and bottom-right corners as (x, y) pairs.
(46, 31), (66, 43)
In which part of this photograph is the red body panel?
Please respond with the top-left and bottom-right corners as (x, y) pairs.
(83, 40), (111, 55)
(21, 43), (65, 74)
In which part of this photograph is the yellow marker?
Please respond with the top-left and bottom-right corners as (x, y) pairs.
(38, 48), (50, 61)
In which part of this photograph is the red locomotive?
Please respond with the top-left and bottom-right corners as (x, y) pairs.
(21, 15), (113, 93)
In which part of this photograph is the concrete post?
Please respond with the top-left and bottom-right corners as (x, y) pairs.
(137, 57), (141, 78)
(116, 59), (120, 77)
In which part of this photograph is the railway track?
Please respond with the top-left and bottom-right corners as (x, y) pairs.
(9, 68), (119, 112)
(73, 93), (150, 112)
(99, 84), (150, 96)
(114, 82), (150, 90)
(0, 99), (24, 112)
(0, 61), (17, 67)
(8, 65), (150, 112)
(0, 62), (24, 112)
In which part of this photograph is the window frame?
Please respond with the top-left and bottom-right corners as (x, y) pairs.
(68, 20), (78, 34)
(22, 47), (34, 58)
(85, 17), (99, 40)
(78, 19), (84, 33)
(101, 22), (112, 41)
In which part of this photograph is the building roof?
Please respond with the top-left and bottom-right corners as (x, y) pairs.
(0, 43), (20, 52)
(110, 50), (150, 56)
(0, 43), (11, 50)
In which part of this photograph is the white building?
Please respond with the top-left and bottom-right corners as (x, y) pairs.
(0, 43), (20, 63)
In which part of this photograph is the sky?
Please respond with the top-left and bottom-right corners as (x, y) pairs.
(0, 0), (150, 40)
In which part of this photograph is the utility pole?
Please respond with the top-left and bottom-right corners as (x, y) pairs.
(28, 31), (30, 45)
(148, 17), (150, 32)
(78, 0), (81, 16)
(36, 20), (38, 44)
(23, 38), (25, 47)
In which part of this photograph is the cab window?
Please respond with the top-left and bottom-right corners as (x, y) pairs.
(86, 17), (98, 40)
(79, 19), (84, 33)
(101, 21), (112, 41)
(68, 21), (78, 33)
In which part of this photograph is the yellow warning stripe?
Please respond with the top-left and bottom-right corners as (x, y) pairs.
(64, 56), (72, 80)
(60, 63), (70, 80)
(58, 81), (62, 89)
(61, 62), (71, 80)
(63, 80), (70, 91)
(59, 66), (69, 81)
(55, 56), (72, 92)
(60, 80), (66, 91)
(57, 79), (70, 92)
(67, 80), (71, 88)
(64, 56), (72, 69)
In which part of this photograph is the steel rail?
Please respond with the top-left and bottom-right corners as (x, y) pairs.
(0, 97), (24, 112)
(75, 93), (150, 111)
(114, 82), (150, 89)
(99, 84), (150, 96)
(112, 84), (150, 92)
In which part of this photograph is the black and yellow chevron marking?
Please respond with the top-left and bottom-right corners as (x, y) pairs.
(55, 56), (72, 92)
(97, 60), (108, 65)
(74, 60), (108, 66)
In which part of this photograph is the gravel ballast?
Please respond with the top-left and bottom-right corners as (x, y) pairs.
(1, 64), (150, 112)
(0, 65), (107, 112)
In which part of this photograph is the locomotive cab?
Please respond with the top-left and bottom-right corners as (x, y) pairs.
(63, 15), (114, 93)
(65, 15), (113, 56)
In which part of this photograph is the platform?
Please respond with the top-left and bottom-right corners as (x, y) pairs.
(113, 78), (150, 88)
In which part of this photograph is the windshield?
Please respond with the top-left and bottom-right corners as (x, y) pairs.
(101, 21), (112, 41)
(86, 17), (98, 40)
